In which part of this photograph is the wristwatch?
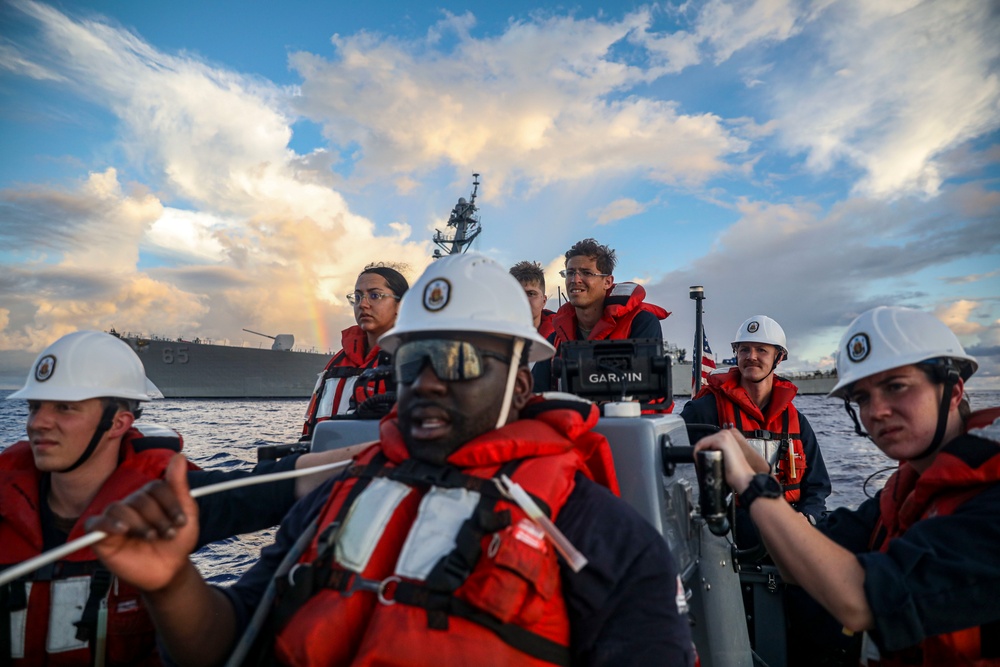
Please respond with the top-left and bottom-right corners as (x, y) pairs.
(739, 474), (782, 509)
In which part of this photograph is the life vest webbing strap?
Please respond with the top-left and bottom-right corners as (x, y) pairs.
(390, 583), (570, 666)
(733, 407), (800, 441)
(273, 452), (389, 629)
(423, 460), (521, 594)
(324, 367), (365, 379)
(74, 567), (112, 644)
(294, 570), (570, 664)
(303, 351), (348, 434)
(0, 557), (108, 656)
(313, 453), (389, 575)
(452, 596), (570, 665)
(378, 459), (510, 502)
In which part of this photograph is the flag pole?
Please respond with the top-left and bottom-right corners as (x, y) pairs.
(690, 285), (705, 395)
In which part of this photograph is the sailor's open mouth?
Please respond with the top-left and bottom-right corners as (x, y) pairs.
(408, 406), (453, 440)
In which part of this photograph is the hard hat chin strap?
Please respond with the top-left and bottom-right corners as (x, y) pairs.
(495, 339), (525, 430)
(843, 398), (868, 438)
(59, 403), (118, 474)
(912, 366), (960, 461)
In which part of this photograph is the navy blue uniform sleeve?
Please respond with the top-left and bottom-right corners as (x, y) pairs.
(817, 493), (881, 552)
(790, 413), (830, 519)
(556, 474), (695, 666)
(854, 483), (1000, 653)
(219, 476), (337, 634)
(189, 454), (301, 548)
(679, 395), (719, 431)
(627, 310), (663, 341)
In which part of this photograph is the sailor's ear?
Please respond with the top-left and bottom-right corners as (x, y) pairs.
(511, 366), (534, 412)
(949, 377), (965, 412)
(108, 409), (135, 438)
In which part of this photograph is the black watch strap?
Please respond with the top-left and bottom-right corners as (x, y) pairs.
(740, 473), (782, 509)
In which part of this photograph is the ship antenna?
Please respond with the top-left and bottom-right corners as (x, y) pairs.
(433, 173), (482, 259)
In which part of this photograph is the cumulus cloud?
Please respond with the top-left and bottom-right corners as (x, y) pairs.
(289, 10), (748, 196)
(0, 168), (161, 268)
(639, 0), (1000, 200)
(0, 0), (434, 352)
(590, 197), (650, 225)
(690, 0), (808, 63)
(764, 0), (1000, 198)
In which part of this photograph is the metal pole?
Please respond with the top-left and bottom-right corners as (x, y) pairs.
(690, 286), (705, 395)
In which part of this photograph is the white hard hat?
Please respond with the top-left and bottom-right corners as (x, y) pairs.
(732, 315), (787, 355)
(828, 306), (977, 399)
(7, 330), (162, 402)
(379, 253), (556, 362)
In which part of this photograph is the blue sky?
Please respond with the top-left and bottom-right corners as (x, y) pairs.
(1, 0), (999, 388)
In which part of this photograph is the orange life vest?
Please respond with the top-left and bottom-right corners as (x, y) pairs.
(537, 309), (556, 340)
(863, 407), (1000, 666)
(302, 325), (391, 438)
(694, 368), (807, 502)
(273, 398), (619, 666)
(0, 425), (187, 667)
(550, 282), (669, 344)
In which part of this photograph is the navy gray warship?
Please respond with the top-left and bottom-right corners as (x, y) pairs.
(111, 329), (329, 398)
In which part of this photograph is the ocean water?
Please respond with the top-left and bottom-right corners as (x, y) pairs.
(3, 389), (998, 583)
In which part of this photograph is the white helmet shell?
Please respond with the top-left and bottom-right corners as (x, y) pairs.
(828, 306), (978, 399)
(732, 315), (787, 356)
(7, 330), (162, 402)
(379, 253), (556, 362)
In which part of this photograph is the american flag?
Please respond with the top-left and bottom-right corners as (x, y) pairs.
(692, 331), (717, 392)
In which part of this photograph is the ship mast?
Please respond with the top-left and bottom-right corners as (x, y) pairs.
(433, 173), (481, 258)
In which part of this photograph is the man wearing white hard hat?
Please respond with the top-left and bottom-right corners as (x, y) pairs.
(694, 306), (1000, 665)
(0, 331), (339, 666)
(682, 315), (831, 529)
(84, 253), (695, 666)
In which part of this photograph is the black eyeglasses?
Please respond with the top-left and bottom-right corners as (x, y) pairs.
(559, 269), (609, 280)
(394, 339), (511, 384)
(347, 291), (401, 305)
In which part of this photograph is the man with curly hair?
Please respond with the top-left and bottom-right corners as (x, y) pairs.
(534, 239), (669, 391)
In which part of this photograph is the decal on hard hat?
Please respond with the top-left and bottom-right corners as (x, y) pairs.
(847, 333), (871, 363)
(35, 355), (56, 382)
(423, 278), (451, 312)
(747, 321), (759, 333)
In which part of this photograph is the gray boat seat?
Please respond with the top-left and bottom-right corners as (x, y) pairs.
(309, 418), (381, 453)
